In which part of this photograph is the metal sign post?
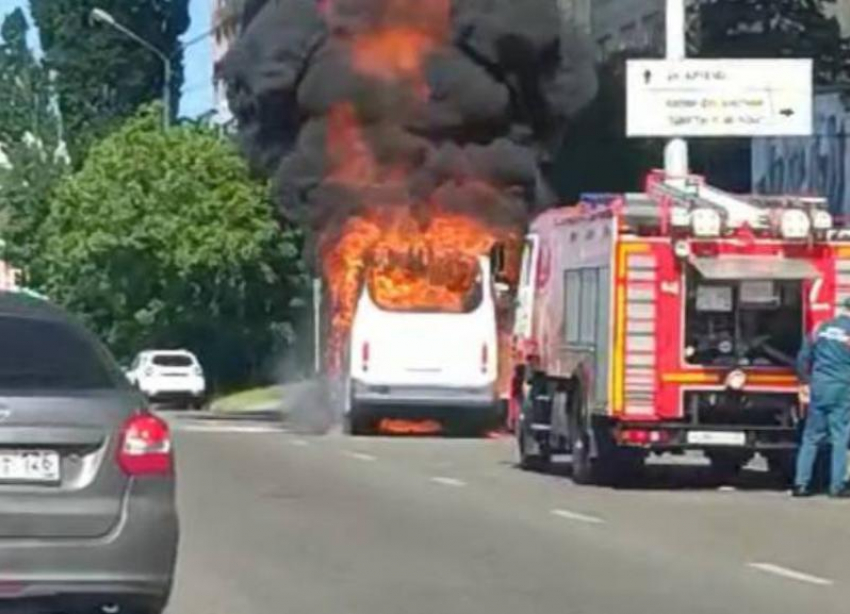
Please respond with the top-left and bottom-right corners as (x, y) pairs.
(627, 0), (813, 169)
(313, 277), (322, 375)
(664, 0), (689, 178)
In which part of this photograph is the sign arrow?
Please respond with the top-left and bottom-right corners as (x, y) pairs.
(780, 108), (795, 117)
(644, 70), (652, 85)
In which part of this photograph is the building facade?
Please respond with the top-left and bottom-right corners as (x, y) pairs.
(212, 0), (245, 125)
(752, 88), (850, 219)
(827, 0), (850, 36)
(557, 0), (592, 33)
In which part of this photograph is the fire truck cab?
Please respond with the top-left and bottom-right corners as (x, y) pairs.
(512, 171), (847, 484)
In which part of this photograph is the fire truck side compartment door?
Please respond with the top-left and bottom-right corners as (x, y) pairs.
(690, 257), (820, 281)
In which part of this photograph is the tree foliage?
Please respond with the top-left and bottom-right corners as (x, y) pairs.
(30, 0), (190, 163)
(688, 0), (850, 190)
(549, 50), (663, 202)
(694, 0), (849, 84)
(35, 107), (308, 388)
(0, 8), (67, 267)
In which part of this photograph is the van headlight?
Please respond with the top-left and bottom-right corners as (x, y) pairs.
(780, 210), (812, 239)
(692, 208), (722, 238)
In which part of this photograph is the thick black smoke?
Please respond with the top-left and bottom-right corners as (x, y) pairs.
(222, 0), (598, 249)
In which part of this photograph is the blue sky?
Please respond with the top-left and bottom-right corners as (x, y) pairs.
(0, 0), (214, 118)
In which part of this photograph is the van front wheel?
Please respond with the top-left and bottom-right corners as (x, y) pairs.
(344, 405), (373, 436)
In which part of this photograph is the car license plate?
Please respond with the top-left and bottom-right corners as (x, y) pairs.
(687, 431), (747, 447)
(0, 451), (61, 484)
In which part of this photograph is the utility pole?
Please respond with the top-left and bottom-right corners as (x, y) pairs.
(664, 0), (689, 177)
(91, 8), (172, 129)
(313, 278), (323, 375)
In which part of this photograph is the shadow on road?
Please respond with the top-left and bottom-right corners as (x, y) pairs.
(514, 454), (837, 493)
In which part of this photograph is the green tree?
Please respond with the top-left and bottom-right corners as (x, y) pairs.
(30, 0), (190, 163)
(0, 8), (67, 268)
(35, 107), (308, 389)
(694, 0), (849, 84)
(550, 50), (663, 202)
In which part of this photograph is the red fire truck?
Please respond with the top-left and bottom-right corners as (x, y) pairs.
(511, 171), (848, 484)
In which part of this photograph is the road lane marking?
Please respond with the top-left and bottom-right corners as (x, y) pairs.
(344, 451), (377, 462)
(178, 424), (287, 434)
(430, 477), (466, 488)
(551, 509), (605, 525)
(290, 439), (311, 447)
(748, 563), (833, 586)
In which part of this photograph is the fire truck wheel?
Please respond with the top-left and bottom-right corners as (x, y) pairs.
(568, 387), (598, 485)
(570, 433), (595, 484)
(707, 452), (749, 482)
(517, 416), (551, 472)
(766, 452), (796, 487)
(571, 431), (623, 486)
(343, 408), (373, 436)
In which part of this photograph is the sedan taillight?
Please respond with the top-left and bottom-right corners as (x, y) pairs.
(117, 413), (173, 476)
(362, 341), (370, 372)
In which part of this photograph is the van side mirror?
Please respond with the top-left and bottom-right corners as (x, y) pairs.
(490, 243), (508, 283)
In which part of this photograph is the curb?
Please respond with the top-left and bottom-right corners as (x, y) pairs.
(203, 408), (287, 422)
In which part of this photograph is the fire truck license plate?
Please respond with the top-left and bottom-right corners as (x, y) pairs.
(0, 451), (61, 483)
(687, 431), (747, 447)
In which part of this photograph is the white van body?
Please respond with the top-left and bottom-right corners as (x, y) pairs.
(347, 256), (500, 424)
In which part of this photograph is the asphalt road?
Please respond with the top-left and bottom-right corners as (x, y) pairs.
(162, 413), (850, 614)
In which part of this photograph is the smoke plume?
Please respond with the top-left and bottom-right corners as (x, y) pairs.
(222, 0), (598, 240)
(222, 0), (598, 374)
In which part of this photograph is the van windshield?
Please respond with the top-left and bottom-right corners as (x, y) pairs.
(366, 255), (485, 314)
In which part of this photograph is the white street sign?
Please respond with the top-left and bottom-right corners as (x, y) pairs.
(627, 59), (813, 138)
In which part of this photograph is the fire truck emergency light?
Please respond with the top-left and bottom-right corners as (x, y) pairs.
(811, 210), (833, 231)
(780, 209), (812, 240)
(670, 207), (691, 228)
(691, 208), (722, 238)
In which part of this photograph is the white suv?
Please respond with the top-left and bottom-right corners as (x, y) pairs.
(127, 350), (207, 408)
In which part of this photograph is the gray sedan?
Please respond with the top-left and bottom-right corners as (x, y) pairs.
(0, 292), (178, 614)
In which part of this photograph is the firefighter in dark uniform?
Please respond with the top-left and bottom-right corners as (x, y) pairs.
(794, 300), (850, 498)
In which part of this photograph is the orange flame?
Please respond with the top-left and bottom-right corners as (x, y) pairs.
(317, 0), (522, 376)
(320, 208), (518, 373)
(378, 419), (443, 436)
(352, 28), (437, 84)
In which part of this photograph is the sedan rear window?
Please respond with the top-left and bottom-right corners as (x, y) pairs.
(152, 355), (194, 367)
(0, 316), (117, 391)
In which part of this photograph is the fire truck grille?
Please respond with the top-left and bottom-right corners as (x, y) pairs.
(684, 391), (799, 428)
